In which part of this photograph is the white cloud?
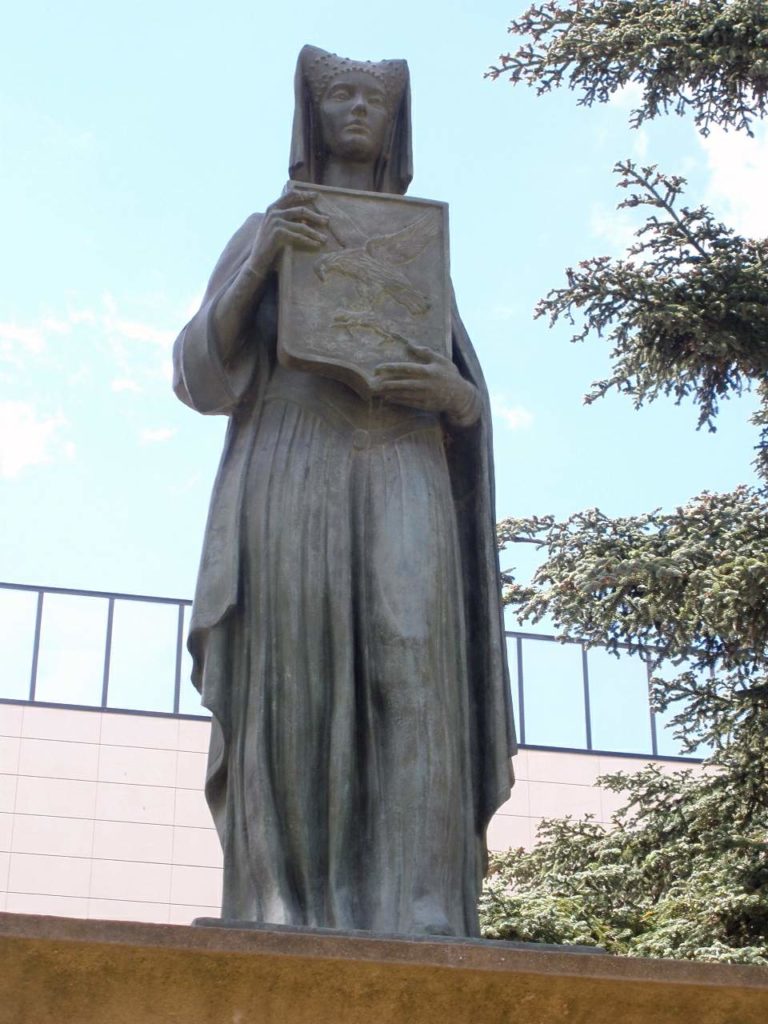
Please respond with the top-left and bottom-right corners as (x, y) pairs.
(67, 366), (91, 386)
(0, 321), (45, 355)
(1, 298), (180, 381)
(184, 293), (204, 318)
(111, 378), (141, 393)
(608, 81), (644, 112)
(489, 303), (521, 322)
(632, 128), (649, 160)
(0, 297), (187, 466)
(170, 472), (203, 494)
(41, 317), (72, 335)
(491, 396), (534, 431)
(105, 316), (175, 348)
(67, 308), (97, 326)
(0, 401), (67, 478)
(101, 293), (174, 351)
(140, 427), (176, 444)
(589, 202), (637, 255)
(699, 124), (768, 237)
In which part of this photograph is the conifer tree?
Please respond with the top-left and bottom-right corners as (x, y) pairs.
(482, 1), (768, 963)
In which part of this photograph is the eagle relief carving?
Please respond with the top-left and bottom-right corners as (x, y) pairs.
(278, 182), (451, 398)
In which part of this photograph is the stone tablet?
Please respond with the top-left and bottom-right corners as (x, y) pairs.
(278, 181), (450, 398)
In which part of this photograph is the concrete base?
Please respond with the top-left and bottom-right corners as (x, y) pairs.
(1, 911), (767, 1024)
(192, 914), (608, 954)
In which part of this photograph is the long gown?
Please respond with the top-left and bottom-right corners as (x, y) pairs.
(173, 213), (515, 937)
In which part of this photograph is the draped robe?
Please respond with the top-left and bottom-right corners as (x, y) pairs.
(173, 211), (516, 936)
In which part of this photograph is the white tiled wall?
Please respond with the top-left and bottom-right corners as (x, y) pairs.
(0, 701), (665, 922)
(0, 702), (218, 922)
(487, 747), (654, 851)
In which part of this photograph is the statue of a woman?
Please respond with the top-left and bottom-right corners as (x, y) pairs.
(173, 45), (516, 937)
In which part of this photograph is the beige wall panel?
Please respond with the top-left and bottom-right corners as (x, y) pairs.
(0, 774), (16, 814)
(8, 852), (91, 897)
(597, 755), (656, 776)
(0, 851), (9, 898)
(526, 749), (601, 787)
(0, 737), (20, 775)
(177, 719), (211, 753)
(18, 737), (99, 782)
(172, 826), (222, 868)
(0, 703), (24, 737)
(0, 812), (12, 852)
(494, 780), (530, 818)
(92, 820), (174, 864)
(4, 891), (89, 917)
(94, 782), (175, 825)
(90, 859), (171, 903)
(12, 814), (93, 859)
(15, 776), (96, 819)
(170, 864), (223, 908)
(657, 760), (697, 776)
(599, 786), (630, 823)
(168, 902), (220, 925)
(100, 713), (179, 750)
(528, 779), (603, 820)
(510, 748), (528, 781)
(174, 788), (212, 829)
(22, 705), (101, 743)
(97, 744), (177, 787)
(88, 898), (170, 924)
(528, 816), (544, 843)
(486, 814), (533, 851)
(175, 751), (207, 790)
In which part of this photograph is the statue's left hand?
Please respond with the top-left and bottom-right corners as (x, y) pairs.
(373, 346), (481, 426)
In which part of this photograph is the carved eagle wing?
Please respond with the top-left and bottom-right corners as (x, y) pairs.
(364, 212), (439, 266)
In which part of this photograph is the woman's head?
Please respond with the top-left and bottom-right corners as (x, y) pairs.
(317, 69), (390, 165)
(290, 45), (412, 194)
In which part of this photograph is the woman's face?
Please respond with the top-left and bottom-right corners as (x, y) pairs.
(318, 70), (390, 164)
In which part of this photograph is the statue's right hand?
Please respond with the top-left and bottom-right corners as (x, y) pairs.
(216, 190), (328, 351)
(246, 189), (329, 278)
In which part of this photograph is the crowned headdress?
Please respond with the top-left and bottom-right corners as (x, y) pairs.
(289, 44), (413, 195)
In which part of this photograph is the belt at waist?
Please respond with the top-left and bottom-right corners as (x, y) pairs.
(264, 369), (439, 450)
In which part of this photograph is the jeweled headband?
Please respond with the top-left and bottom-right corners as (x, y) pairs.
(301, 44), (408, 114)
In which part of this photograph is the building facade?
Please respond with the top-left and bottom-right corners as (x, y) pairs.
(0, 582), (695, 924)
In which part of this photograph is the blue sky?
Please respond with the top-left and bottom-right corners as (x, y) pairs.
(1, 2), (766, 744)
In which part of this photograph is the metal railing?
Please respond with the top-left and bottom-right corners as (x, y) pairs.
(0, 581), (698, 760)
(0, 581), (193, 717)
(507, 629), (689, 760)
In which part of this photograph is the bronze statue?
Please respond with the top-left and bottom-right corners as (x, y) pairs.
(173, 44), (516, 937)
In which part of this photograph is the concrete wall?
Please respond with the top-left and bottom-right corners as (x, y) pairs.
(6, 912), (768, 1024)
(1, 701), (658, 925)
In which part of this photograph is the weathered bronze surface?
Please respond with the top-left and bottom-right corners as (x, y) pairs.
(172, 44), (515, 939)
(278, 183), (450, 398)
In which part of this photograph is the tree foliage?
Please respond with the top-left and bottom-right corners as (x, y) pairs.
(487, 492), (768, 964)
(499, 486), (768, 785)
(488, 4), (768, 479)
(536, 161), (768, 445)
(487, 0), (768, 136)
(483, 1), (768, 964)
(481, 766), (768, 963)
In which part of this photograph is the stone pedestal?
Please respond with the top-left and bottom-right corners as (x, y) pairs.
(1, 911), (766, 1023)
